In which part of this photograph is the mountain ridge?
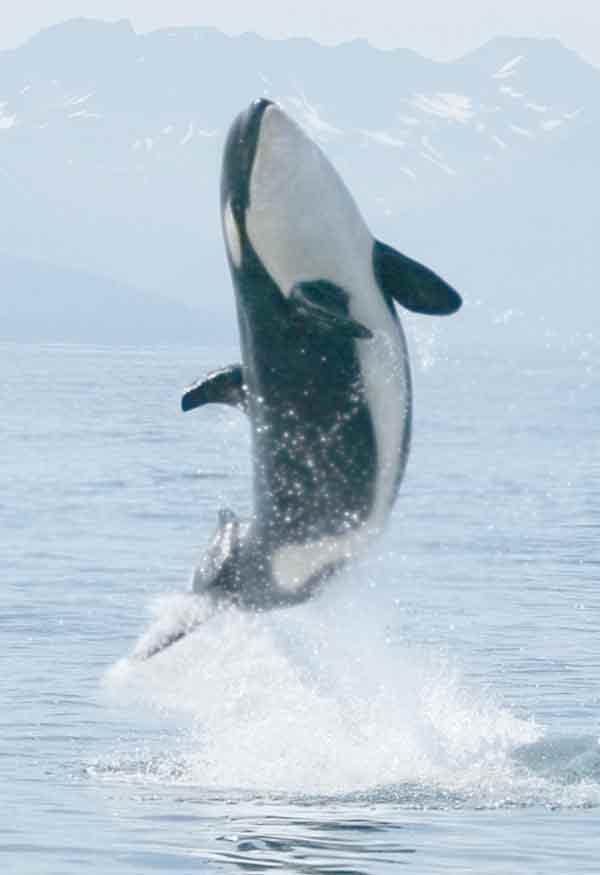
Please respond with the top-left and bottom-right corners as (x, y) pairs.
(0, 252), (220, 345)
(1, 19), (598, 346)
(8, 18), (599, 73)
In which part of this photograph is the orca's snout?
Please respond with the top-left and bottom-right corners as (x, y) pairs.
(222, 99), (275, 209)
(251, 98), (274, 114)
(242, 98), (274, 135)
(236, 99), (275, 153)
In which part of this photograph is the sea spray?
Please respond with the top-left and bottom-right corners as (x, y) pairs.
(103, 570), (553, 801)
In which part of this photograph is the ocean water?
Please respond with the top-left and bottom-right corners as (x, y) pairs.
(2, 331), (599, 873)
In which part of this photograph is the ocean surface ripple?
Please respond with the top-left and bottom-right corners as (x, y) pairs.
(2, 338), (599, 873)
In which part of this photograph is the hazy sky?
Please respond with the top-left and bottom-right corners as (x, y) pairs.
(2, 0), (600, 67)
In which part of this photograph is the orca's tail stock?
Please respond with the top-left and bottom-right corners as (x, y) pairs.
(130, 593), (214, 661)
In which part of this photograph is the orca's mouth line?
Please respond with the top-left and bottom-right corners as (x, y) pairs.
(222, 98), (273, 225)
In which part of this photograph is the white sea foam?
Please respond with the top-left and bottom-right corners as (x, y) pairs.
(103, 572), (578, 804)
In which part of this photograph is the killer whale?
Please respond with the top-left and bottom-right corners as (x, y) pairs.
(143, 99), (461, 657)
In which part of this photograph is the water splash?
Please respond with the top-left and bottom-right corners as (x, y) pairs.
(102, 575), (600, 809)
(403, 313), (440, 371)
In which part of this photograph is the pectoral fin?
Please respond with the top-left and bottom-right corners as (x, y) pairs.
(181, 364), (248, 413)
(290, 280), (372, 339)
(373, 240), (462, 316)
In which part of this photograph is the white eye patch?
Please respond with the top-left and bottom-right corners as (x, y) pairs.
(223, 198), (242, 268)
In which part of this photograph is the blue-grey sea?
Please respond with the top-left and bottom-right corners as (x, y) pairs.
(2, 330), (599, 874)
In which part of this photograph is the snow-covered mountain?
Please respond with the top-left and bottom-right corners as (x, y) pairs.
(1, 18), (599, 345)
